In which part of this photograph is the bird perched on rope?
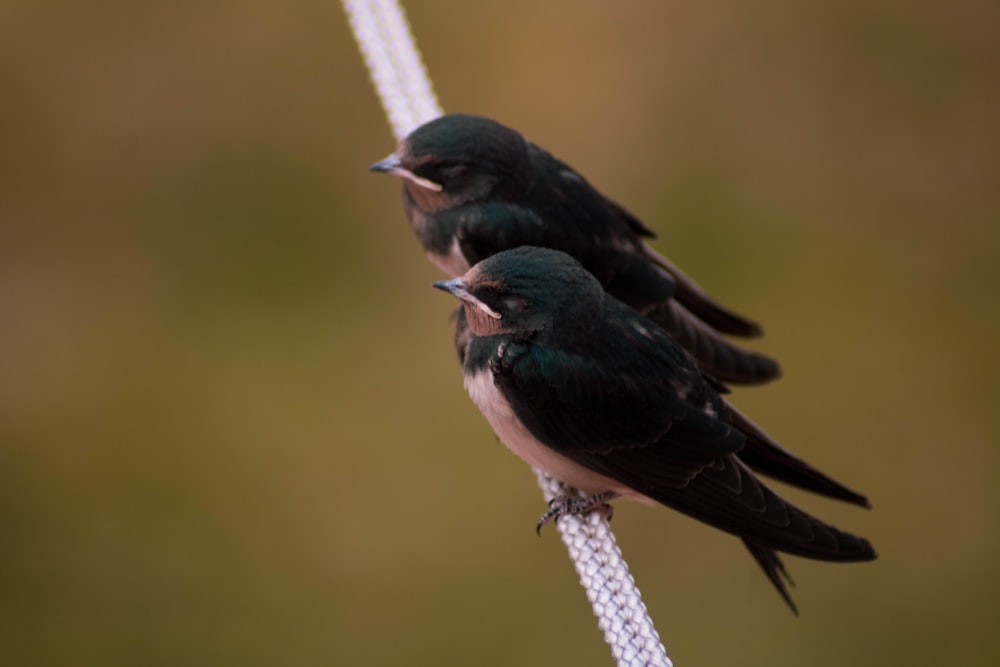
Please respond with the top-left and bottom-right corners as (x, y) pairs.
(434, 246), (876, 612)
(371, 113), (780, 386)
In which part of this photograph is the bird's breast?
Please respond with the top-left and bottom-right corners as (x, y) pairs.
(427, 237), (470, 277)
(464, 367), (642, 499)
(405, 197), (470, 277)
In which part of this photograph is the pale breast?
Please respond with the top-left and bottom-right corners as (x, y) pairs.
(464, 367), (650, 502)
(428, 236), (471, 277)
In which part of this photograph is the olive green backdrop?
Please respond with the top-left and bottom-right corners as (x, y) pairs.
(1, 1), (997, 665)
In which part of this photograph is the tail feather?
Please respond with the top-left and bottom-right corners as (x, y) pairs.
(743, 540), (798, 614)
(581, 445), (878, 562)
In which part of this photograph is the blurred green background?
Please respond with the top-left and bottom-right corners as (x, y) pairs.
(1, 1), (997, 665)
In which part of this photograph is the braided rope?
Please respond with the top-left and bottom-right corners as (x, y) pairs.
(341, 1), (671, 664)
(342, 0), (441, 139)
(536, 474), (672, 667)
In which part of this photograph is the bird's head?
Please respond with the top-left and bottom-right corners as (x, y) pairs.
(370, 114), (533, 212)
(433, 247), (604, 338)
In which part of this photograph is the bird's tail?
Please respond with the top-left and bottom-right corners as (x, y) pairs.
(743, 540), (798, 614)
(642, 456), (877, 563)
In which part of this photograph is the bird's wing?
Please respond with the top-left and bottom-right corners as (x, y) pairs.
(490, 312), (874, 563)
(453, 200), (681, 314)
(642, 241), (764, 338)
(646, 299), (782, 385)
(490, 318), (745, 458)
(534, 146), (766, 338)
(570, 437), (876, 562)
(530, 146), (657, 240)
(451, 203), (549, 268)
(726, 404), (871, 508)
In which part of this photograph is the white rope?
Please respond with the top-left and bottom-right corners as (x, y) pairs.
(535, 472), (672, 667)
(341, 2), (672, 664)
(342, 0), (442, 140)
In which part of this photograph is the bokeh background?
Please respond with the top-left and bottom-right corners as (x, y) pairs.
(2, 1), (998, 665)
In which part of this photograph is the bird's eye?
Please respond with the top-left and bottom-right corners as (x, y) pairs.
(436, 163), (469, 180)
(501, 296), (528, 312)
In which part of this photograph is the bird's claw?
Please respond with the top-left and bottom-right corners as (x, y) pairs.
(536, 491), (619, 535)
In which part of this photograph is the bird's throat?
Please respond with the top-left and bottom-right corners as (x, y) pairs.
(404, 181), (451, 214)
(462, 303), (503, 336)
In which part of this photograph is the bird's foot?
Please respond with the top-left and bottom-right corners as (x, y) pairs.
(536, 491), (620, 535)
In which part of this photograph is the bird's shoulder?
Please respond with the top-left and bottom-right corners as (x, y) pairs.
(478, 304), (718, 454)
(526, 143), (658, 241)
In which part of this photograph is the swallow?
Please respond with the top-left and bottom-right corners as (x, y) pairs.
(433, 246), (876, 612)
(372, 113), (781, 385)
(453, 302), (871, 513)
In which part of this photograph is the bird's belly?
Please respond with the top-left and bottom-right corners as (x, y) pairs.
(464, 369), (651, 502)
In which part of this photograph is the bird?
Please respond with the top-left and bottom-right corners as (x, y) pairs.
(433, 246), (876, 612)
(451, 304), (869, 511)
(371, 113), (781, 386)
(375, 115), (873, 610)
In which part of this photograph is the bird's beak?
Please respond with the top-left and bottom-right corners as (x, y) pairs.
(368, 154), (402, 173)
(433, 277), (471, 299)
(369, 153), (443, 192)
(433, 278), (501, 319)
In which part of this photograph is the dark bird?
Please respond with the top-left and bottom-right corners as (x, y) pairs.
(433, 247), (876, 612)
(372, 113), (780, 385)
